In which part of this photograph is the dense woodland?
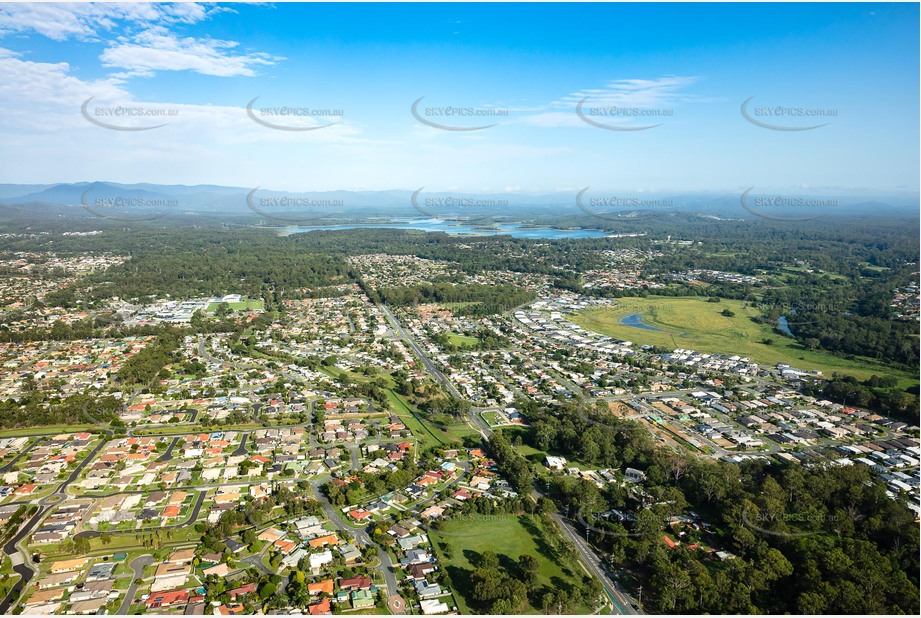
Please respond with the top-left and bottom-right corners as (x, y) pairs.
(372, 282), (535, 315)
(0, 392), (121, 429)
(506, 399), (920, 615)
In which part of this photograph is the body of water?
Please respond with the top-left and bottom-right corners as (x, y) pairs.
(619, 313), (665, 331)
(777, 316), (794, 336)
(280, 219), (609, 239)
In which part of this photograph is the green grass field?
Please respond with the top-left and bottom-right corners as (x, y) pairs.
(320, 366), (474, 448)
(0, 425), (96, 438)
(447, 332), (480, 349)
(384, 390), (445, 449)
(571, 296), (915, 383)
(205, 299), (265, 313)
(383, 389), (475, 447)
(428, 514), (593, 614)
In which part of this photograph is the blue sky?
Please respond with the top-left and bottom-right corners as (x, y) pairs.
(0, 2), (917, 195)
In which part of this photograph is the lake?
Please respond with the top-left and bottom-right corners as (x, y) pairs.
(620, 313), (665, 331)
(280, 219), (609, 239)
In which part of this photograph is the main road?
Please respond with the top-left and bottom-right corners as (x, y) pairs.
(379, 302), (638, 615)
(472, 407), (639, 614)
(380, 305), (463, 399)
(550, 510), (639, 614)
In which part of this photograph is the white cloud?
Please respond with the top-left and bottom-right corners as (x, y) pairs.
(517, 76), (701, 127)
(0, 47), (128, 132)
(0, 2), (227, 41)
(0, 3), (266, 79)
(560, 76), (700, 107)
(101, 28), (281, 78)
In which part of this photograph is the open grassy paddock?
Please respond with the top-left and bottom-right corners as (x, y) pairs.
(570, 296), (915, 384)
(446, 332), (481, 349)
(428, 514), (595, 614)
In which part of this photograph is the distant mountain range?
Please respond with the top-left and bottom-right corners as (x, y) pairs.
(0, 182), (916, 223)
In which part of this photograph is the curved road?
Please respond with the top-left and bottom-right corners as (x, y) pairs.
(118, 554), (154, 614)
(157, 437), (180, 462)
(74, 491), (206, 541)
(308, 479), (403, 614)
(0, 436), (109, 612)
(0, 504), (44, 613)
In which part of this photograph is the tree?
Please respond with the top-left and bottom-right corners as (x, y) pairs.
(517, 554), (539, 590)
(477, 550), (499, 570)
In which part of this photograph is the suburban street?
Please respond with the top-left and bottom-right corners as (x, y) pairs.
(0, 436), (110, 612)
(118, 554), (154, 614)
(380, 303), (640, 615)
(307, 478), (404, 614)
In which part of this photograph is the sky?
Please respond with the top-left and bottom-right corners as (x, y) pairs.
(0, 1), (918, 195)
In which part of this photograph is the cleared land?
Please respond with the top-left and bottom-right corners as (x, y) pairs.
(571, 296), (913, 383)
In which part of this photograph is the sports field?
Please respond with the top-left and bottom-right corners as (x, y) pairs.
(570, 296), (913, 383)
(447, 332), (480, 348)
(205, 298), (265, 312)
